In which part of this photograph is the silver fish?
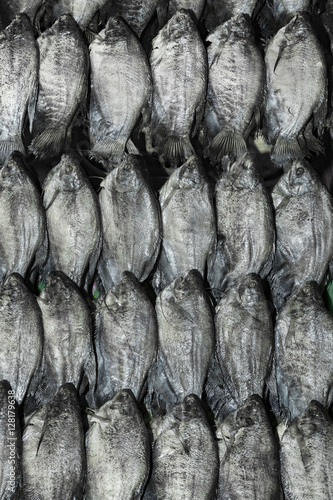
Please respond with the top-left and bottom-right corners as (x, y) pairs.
(30, 14), (89, 159)
(89, 17), (151, 166)
(46, 0), (107, 29)
(149, 270), (215, 412)
(217, 395), (282, 500)
(167, 0), (205, 20)
(209, 155), (275, 297)
(36, 271), (96, 405)
(264, 13), (327, 164)
(268, 161), (333, 310)
(22, 384), (85, 500)
(0, 15), (38, 164)
(202, 14), (265, 163)
(152, 156), (216, 293)
(0, 381), (21, 500)
(0, 152), (47, 284)
(85, 390), (150, 500)
(0, 0), (44, 28)
(0, 274), (43, 405)
(95, 272), (157, 406)
(278, 401), (333, 500)
(206, 274), (274, 419)
(148, 395), (218, 499)
(271, 281), (333, 420)
(202, 0), (263, 32)
(42, 153), (102, 290)
(146, 10), (207, 168)
(97, 155), (161, 291)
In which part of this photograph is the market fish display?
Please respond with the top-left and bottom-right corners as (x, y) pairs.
(152, 156), (216, 293)
(97, 155), (161, 291)
(271, 281), (333, 420)
(0, 152), (46, 284)
(42, 154), (101, 290)
(279, 401), (333, 500)
(217, 395), (282, 499)
(264, 13), (327, 164)
(146, 10), (207, 167)
(36, 272), (96, 405)
(0, 274), (43, 405)
(85, 390), (150, 500)
(30, 14), (89, 159)
(268, 161), (333, 310)
(95, 272), (157, 406)
(0, 15), (38, 165)
(89, 17), (151, 167)
(22, 384), (85, 500)
(202, 14), (265, 163)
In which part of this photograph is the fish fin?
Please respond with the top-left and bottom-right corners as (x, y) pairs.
(161, 135), (194, 164)
(29, 127), (66, 158)
(0, 136), (25, 157)
(126, 137), (139, 155)
(271, 135), (303, 164)
(90, 136), (126, 165)
(273, 40), (287, 73)
(210, 130), (247, 163)
(304, 126), (325, 156)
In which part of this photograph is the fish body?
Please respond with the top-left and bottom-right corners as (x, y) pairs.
(97, 155), (161, 291)
(30, 14), (89, 159)
(42, 154), (102, 290)
(22, 384), (86, 500)
(89, 17), (151, 166)
(0, 0), (44, 28)
(268, 161), (333, 310)
(0, 274), (43, 405)
(101, 0), (160, 37)
(264, 13), (327, 164)
(95, 272), (157, 406)
(148, 10), (207, 167)
(203, 14), (265, 163)
(47, 0), (107, 29)
(279, 401), (333, 500)
(0, 15), (38, 164)
(167, 0), (205, 20)
(85, 390), (150, 499)
(203, 0), (262, 31)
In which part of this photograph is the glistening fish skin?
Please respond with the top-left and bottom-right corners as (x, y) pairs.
(97, 155), (161, 291)
(271, 281), (333, 420)
(42, 154), (102, 290)
(148, 395), (219, 500)
(0, 15), (38, 164)
(0, 274), (43, 405)
(264, 13), (327, 164)
(149, 270), (215, 412)
(85, 390), (150, 500)
(216, 396), (282, 500)
(89, 17), (151, 166)
(30, 14), (89, 159)
(22, 384), (86, 500)
(203, 14), (265, 163)
(0, 152), (47, 284)
(152, 156), (216, 293)
(279, 401), (333, 500)
(268, 161), (333, 310)
(95, 272), (157, 406)
(147, 10), (207, 167)
(46, 0), (108, 29)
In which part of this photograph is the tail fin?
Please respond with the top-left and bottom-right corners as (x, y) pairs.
(271, 135), (304, 165)
(161, 135), (194, 165)
(29, 127), (66, 158)
(90, 136), (126, 165)
(209, 130), (247, 163)
(0, 137), (25, 163)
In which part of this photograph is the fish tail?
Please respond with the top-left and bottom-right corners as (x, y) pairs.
(90, 136), (127, 165)
(210, 130), (247, 162)
(271, 135), (304, 165)
(0, 137), (25, 160)
(161, 135), (194, 164)
(29, 127), (66, 158)
(304, 130), (325, 156)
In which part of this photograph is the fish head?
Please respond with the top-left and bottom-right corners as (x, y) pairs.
(225, 13), (252, 41)
(1, 273), (26, 302)
(167, 9), (195, 40)
(225, 154), (259, 191)
(286, 161), (316, 196)
(178, 156), (204, 189)
(238, 274), (263, 307)
(169, 270), (203, 303)
(104, 272), (139, 310)
(283, 12), (311, 44)
(111, 156), (144, 193)
(52, 13), (79, 36)
(39, 271), (75, 307)
(293, 281), (322, 306)
(173, 394), (203, 422)
(4, 13), (33, 40)
(57, 154), (85, 191)
(235, 395), (266, 428)
(293, 401), (329, 438)
(104, 16), (131, 41)
(47, 383), (79, 420)
(0, 151), (28, 187)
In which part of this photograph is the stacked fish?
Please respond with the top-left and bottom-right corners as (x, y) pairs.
(0, 0), (332, 498)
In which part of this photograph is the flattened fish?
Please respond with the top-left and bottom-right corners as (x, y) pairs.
(89, 17), (151, 166)
(30, 14), (89, 159)
(95, 272), (157, 406)
(268, 161), (333, 310)
(46, 0), (107, 29)
(149, 270), (215, 412)
(152, 156), (216, 293)
(97, 155), (161, 291)
(0, 15), (38, 164)
(0, 274), (43, 405)
(271, 281), (333, 420)
(203, 0), (263, 31)
(22, 384), (85, 500)
(85, 390), (150, 500)
(217, 396), (282, 500)
(264, 13), (327, 164)
(146, 10), (207, 167)
(42, 153), (102, 290)
(279, 401), (333, 500)
(203, 14), (265, 163)
(0, 152), (46, 284)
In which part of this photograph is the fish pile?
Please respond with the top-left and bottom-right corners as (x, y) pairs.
(0, 0), (332, 498)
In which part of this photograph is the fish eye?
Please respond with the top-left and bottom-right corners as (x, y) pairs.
(296, 167), (304, 176)
(249, 280), (257, 289)
(65, 165), (72, 174)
